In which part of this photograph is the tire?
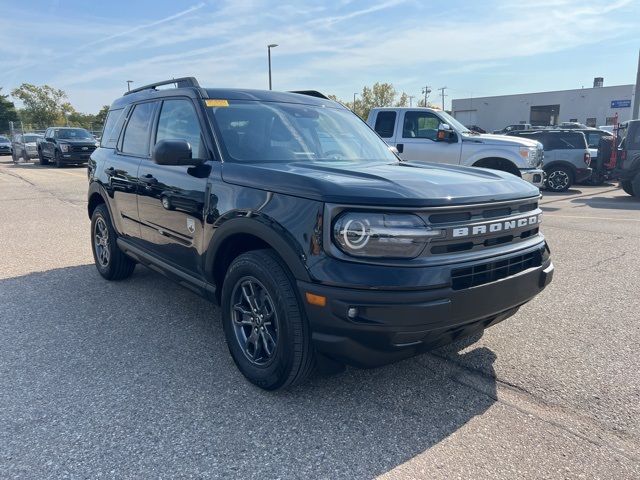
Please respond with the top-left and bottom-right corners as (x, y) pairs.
(544, 166), (573, 192)
(621, 180), (634, 196)
(221, 249), (314, 390)
(11, 149), (18, 163)
(54, 150), (64, 168)
(23, 150), (29, 162)
(90, 203), (136, 281)
(38, 149), (49, 166)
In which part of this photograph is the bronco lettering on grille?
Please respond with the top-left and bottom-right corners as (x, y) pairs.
(451, 215), (541, 238)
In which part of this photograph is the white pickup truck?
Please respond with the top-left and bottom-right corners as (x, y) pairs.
(367, 107), (545, 187)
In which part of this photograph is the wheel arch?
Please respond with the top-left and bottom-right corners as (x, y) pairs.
(205, 217), (311, 302)
(472, 157), (521, 177)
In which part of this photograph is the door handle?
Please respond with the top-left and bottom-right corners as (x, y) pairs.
(396, 143), (404, 153)
(139, 174), (158, 185)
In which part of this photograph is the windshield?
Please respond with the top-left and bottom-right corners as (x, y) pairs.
(56, 128), (94, 140)
(23, 135), (41, 143)
(0, 136), (9, 142)
(208, 101), (397, 163)
(437, 110), (472, 134)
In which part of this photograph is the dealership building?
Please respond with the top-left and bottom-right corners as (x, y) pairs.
(451, 79), (635, 132)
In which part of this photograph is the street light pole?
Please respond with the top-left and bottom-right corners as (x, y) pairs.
(126, 80), (133, 92)
(267, 44), (278, 90)
(408, 95), (415, 107)
(353, 92), (358, 113)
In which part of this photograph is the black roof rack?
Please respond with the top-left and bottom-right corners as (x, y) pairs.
(124, 77), (201, 96)
(289, 90), (330, 100)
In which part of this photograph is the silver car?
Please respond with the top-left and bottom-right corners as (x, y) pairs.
(507, 130), (592, 192)
(11, 133), (42, 162)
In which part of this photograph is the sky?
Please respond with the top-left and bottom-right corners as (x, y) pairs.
(1, 0), (639, 114)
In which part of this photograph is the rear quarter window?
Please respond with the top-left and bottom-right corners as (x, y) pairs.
(100, 108), (126, 149)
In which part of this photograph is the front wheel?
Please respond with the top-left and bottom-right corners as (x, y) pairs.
(545, 166), (573, 192)
(54, 150), (64, 168)
(621, 180), (634, 196)
(221, 250), (314, 390)
(91, 204), (136, 280)
(38, 149), (49, 166)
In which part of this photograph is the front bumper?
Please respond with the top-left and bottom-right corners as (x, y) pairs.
(300, 244), (553, 368)
(520, 168), (544, 187)
(60, 152), (92, 164)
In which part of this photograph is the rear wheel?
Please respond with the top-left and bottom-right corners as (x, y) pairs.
(91, 204), (136, 280)
(545, 166), (573, 192)
(221, 249), (314, 390)
(621, 180), (634, 196)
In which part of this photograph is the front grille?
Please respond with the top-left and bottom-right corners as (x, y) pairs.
(451, 249), (543, 290)
(70, 145), (96, 153)
(424, 198), (542, 255)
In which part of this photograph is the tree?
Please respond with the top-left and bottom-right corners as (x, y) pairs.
(395, 92), (409, 107)
(11, 83), (69, 128)
(0, 88), (19, 133)
(417, 98), (440, 109)
(95, 105), (109, 128)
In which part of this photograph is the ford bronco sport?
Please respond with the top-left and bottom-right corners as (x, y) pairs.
(88, 77), (553, 390)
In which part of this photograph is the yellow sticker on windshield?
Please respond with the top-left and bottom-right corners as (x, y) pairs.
(205, 99), (229, 107)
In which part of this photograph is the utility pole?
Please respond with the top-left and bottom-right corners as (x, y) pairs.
(353, 92), (358, 113)
(438, 86), (448, 111)
(421, 86), (431, 107)
(633, 49), (640, 120)
(126, 80), (133, 92)
(408, 95), (415, 107)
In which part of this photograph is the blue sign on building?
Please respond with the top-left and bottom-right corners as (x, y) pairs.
(611, 99), (631, 108)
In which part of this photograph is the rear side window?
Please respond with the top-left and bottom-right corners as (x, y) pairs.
(547, 133), (587, 150)
(101, 108), (126, 148)
(374, 111), (396, 138)
(121, 102), (155, 156)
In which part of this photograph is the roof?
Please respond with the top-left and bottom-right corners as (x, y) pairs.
(110, 83), (343, 110)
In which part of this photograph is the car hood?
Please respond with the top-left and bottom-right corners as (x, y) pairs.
(0, 141), (11, 146)
(221, 161), (539, 207)
(463, 133), (540, 148)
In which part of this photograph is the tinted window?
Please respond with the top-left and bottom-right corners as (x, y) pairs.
(403, 111), (441, 140)
(155, 99), (205, 159)
(374, 111), (396, 138)
(23, 135), (40, 143)
(544, 132), (586, 150)
(101, 108), (126, 149)
(121, 102), (155, 156)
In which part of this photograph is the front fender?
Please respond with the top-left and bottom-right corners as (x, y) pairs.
(87, 181), (124, 235)
(204, 214), (312, 283)
(462, 147), (526, 169)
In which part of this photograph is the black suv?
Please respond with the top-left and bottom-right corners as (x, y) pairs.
(37, 127), (98, 167)
(88, 78), (553, 390)
(615, 119), (640, 197)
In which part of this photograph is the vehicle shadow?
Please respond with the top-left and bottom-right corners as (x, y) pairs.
(0, 265), (498, 479)
(571, 195), (640, 210)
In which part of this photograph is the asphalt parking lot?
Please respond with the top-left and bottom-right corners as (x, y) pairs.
(1, 156), (639, 479)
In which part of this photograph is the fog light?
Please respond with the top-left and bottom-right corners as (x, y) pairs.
(347, 307), (358, 319)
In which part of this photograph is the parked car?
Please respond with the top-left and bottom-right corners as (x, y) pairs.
(598, 125), (614, 134)
(507, 130), (592, 191)
(492, 124), (532, 134)
(466, 125), (486, 134)
(0, 135), (12, 156)
(367, 107), (544, 187)
(87, 77), (553, 390)
(11, 133), (43, 163)
(557, 122), (588, 130)
(614, 119), (640, 198)
(37, 127), (98, 167)
(576, 128), (615, 185)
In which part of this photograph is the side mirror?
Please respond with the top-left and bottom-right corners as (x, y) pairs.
(152, 139), (202, 166)
(45, 137), (54, 142)
(436, 123), (455, 142)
